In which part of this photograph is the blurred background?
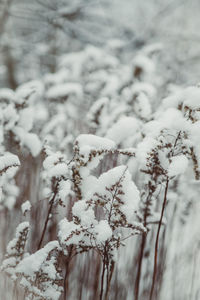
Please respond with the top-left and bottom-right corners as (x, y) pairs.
(1, 0), (200, 89)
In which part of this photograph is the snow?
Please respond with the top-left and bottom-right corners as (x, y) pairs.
(72, 200), (96, 227)
(95, 165), (140, 223)
(3, 104), (19, 130)
(6, 222), (29, 256)
(131, 82), (156, 99)
(168, 155), (189, 177)
(76, 134), (115, 151)
(46, 83), (83, 100)
(162, 86), (200, 110)
(59, 165), (141, 253)
(136, 137), (158, 164)
(48, 163), (69, 178)
(16, 222), (29, 237)
(133, 92), (152, 118)
(43, 152), (69, 179)
(0, 153), (20, 174)
(15, 241), (62, 300)
(15, 80), (43, 105)
(58, 180), (71, 203)
(143, 120), (164, 138)
(59, 219), (83, 246)
(182, 86), (200, 109)
(21, 201), (31, 214)
(132, 54), (155, 75)
(80, 174), (98, 198)
(106, 117), (139, 144)
(0, 88), (15, 103)
(87, 97), (108, 125)
(76, 134), (116, 167)
(95, 220), (112, 243)
(16, 241), (60, 276)
(14, 127), (42, 157)
(161, 93), (182, 110)
(18, 108), (34, 132)
(22, 132), (42, 157)
(156, 108), (186, 131)
(43, 152), (65, 170)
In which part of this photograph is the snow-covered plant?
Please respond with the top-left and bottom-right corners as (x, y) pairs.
(134, 86), (200, 300)
(0, 85), (42, 157)
(59, 165), (145, 300)
(1, 222), (29, 279)
(0, 152), (20, 210)
(38, 146), (71, 250)
(55, 133), (145, 299)
(15, 241), (63, 300)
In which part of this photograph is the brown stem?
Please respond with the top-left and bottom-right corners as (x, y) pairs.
(134, 233), (146, 300)
(100, 260), (106, 300)
(105, 261), (115, 300)
(134, 186), (152, 300)
(149, 177), (169, 300)
(37, 183), (58, 250)
(63, 246), (73, 300)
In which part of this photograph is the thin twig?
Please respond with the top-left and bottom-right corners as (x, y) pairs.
(149, 177), (169, 300)
(100, 260), (106, 300)
(37, 183), (58, 250)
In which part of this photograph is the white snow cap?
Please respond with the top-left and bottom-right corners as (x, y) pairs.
(21, 201), (31, 214)
(182, 86), (200, 109)
(106, 117), (139, 144)
(76, 134), (115, 151)
(0, 153), (20, 173)
(162, 86), (200, 110)
(46, 83), (83, 100)
(16, 241), (60, 276)
(168, 155), (188, 177)
(76, 134), (116, 168)
(95, 220), (112, 243)
(95, 165), (140, 223)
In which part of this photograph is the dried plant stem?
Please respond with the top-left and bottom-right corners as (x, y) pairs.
(134, 186), (152, 300)
(37, 184), (58, 250)
(134, 234), (146, 300)
(105, 261), (115, 300)
(100, 260), (106, 300)
(63, 247), (73, 300)
(149, 177), (169, 300)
